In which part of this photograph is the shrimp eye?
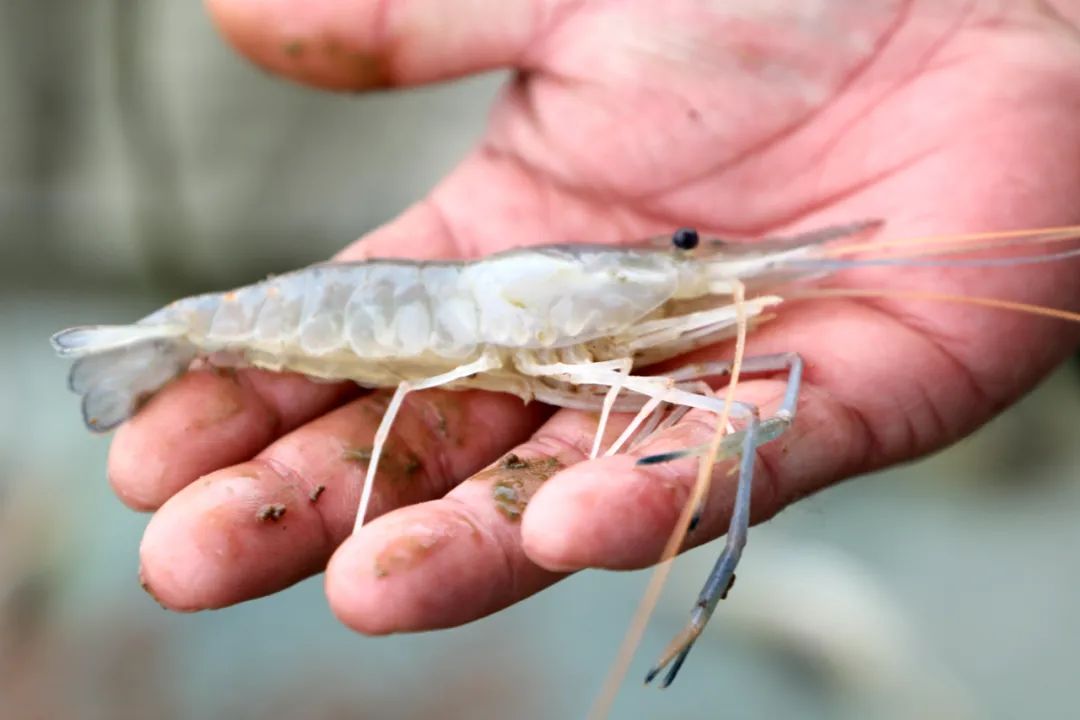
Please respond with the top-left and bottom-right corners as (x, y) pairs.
(672, 227), (700, 250)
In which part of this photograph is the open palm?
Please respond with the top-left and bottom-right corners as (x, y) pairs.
(117, 0), (1080, 638)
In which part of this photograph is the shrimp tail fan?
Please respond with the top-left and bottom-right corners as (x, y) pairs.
(50, 324), (196, 432)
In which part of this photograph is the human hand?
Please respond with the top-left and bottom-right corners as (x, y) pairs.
(115, 0), (1080, 637)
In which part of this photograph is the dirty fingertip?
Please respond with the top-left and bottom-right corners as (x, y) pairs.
(522, 455), (680, 572)
(326, 503), (499, 635)
(325, 530), (387, 634)
(138, 462), (328, 611)
(205, 0), (395, 91)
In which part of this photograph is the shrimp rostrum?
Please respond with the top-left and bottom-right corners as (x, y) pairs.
(51, 220), (1080, 687)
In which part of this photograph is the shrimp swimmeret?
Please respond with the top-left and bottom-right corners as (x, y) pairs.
(51, 221), (1080, 689)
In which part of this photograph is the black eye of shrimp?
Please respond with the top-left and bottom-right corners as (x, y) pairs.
(672, 228), (699, 250)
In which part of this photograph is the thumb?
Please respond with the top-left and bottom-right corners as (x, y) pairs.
(205, 0), (553, 91)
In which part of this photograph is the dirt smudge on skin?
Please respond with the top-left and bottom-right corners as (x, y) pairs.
(138, 568), (168, 610)
(399, 452), (422, 476)
(283, 40), (304, 58)
(323, 38), (392, 87)
(309, 485), (326, 503)
(373, 527), (449, 578)
(342, 445), (422, 482)
(255, 503), (287, 523)
(424, 394), (468, 446)
(436, 412), (449, 439)
(500, 453), (528, 470)
(189, 386), (243, 430)
(357, 393), (392, 421)
(193, 503), (247, 563)
(209, 365), (238, 380)
(345, 52), (391, 88)
(475, 454), (565, 521)
(342, 447), (373, 464)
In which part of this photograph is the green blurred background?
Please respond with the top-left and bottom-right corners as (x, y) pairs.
(2, 3), (1079, 719)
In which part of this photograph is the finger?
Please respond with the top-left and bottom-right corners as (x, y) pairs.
(109, 369), (357, 511)
(137, 389), (550, 611)
(519, 379), (865, 572)
(205, 0), (549, 91)
(324, 408), (629, 634)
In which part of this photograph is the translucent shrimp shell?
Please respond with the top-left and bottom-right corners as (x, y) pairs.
(147, 246), (699, 361)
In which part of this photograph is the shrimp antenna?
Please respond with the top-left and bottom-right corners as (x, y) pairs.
(821, 224), (1080, 259)
(588, 281), (750, 719)
(790, 287), (1080, 323)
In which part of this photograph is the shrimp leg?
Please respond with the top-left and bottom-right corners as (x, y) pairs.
(643, 401), (760, 688)
(517, 351), (803, 688)
(353, 351), (502, 533)
(603, 396), (665, 458)
(603, 379), (717, 459)
(635, 352), (804, 466)
(642, 352), (804, 688)
(590, 359), (633, 459)
(517, 353), (767, 538)
(515, 357), (743, 422)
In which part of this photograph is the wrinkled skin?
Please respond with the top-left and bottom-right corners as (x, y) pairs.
(114, 0), (1080, 637)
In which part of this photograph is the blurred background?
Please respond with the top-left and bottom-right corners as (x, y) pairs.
(2, 3), (1080, 719)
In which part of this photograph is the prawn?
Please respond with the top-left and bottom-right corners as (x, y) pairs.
(50, 220), (1080, 699)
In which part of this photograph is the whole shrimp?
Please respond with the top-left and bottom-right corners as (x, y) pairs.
(51, 220), (1080, 690)
(53, 221), (867, 550)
